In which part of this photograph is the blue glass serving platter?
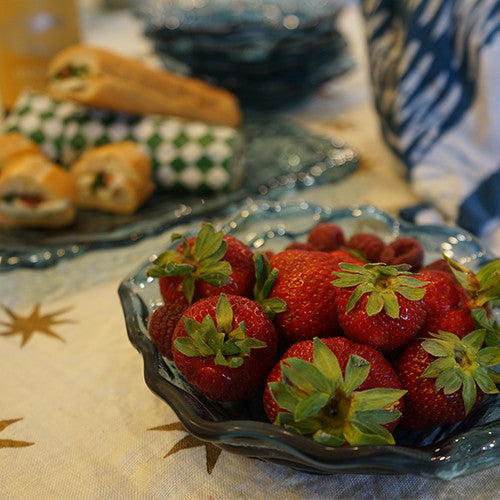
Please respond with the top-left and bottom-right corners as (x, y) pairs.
(0, 115), (358, 270)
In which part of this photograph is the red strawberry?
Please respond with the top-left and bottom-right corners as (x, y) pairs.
(379, 237), (424, 271)
(147, 223), (255, 307)
(418, 269), (474, 338)
(329, 248), (365, 263)
(345, 232), (386, 262)
(307, 222), (345, 251)
(429, 308), (476, 338)
(171, 293), (277, 402)
(332, 262), (428, 356)
(268, 249), (363, 344)
(425, 256), (500, 344)
(263, 337), (406, 446)
(395, 330), (500, 430)
(421, 258), (454, 274)
(285, 241), (315, 251)
(444, 255), (500, 312)
(159, 275), (196, 309)
(148, 302), (187, 359)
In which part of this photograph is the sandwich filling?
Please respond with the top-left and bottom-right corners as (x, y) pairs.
(52, 64), (89, 80)
(78, 170), (128, 203)
(1, 194), (71, 218)
(51, 64), (90, 92)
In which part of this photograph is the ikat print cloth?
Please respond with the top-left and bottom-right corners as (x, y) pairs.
(362, 0), (500, 254)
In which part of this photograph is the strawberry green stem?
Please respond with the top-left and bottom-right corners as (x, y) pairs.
(331, 262), (427, 318)
(421, 330), (500, 414)
(146, 223), (233, 304)
(270, 338), (406, 446)
(174, 294), (266, 368)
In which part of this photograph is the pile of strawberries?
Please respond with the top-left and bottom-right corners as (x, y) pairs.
(146, 221), (500, 447)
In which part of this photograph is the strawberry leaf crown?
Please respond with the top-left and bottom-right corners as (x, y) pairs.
(253, 252), (287, 319)
(146, 223), (233, 304)
(443, 255), (500, 346)
(443, 254), (500, 309)
(269, 338), (406, 446)
(331, 262), (428, 318)
(174, 294), (266, 368)
(472, 308), (500, 347)
(421, 329), (500, 414)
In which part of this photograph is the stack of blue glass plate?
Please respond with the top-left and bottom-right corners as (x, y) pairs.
(137, 0), (354, 109)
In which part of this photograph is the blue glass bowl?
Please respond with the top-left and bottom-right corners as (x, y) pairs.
(118, 201), (499, 479)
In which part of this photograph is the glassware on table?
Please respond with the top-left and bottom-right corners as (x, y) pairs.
(119, 200), (500, 480)
(136, 0), (354, 109)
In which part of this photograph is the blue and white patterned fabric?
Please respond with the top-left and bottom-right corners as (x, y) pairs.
(362, 0), (500, 255)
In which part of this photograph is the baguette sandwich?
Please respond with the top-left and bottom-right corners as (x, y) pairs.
(0, 153), (77, 228)
(0, 132), (42, 172)
(70, 141), (155, 215)
(46, 44), (242, 128)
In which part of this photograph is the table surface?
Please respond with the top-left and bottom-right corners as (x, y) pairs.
(1, 2), (498, 499)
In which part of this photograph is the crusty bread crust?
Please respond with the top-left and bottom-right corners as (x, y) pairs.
(48, 74), (221, 124)
(47, 44), (242, 127)
(0, 132), (41, 171)
(0, 153), (76, 199)
(0, 153), (76, 228)
(70, 141), (155, 215)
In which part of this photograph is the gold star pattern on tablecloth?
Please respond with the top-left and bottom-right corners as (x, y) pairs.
(150, 421), (222, 474)
(0, 304), (74, 346)
(0, 418), (34, 448)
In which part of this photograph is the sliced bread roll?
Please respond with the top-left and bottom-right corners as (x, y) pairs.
(0, 132), (42, 172)
(0, 153), (76, 228)
(46, 44), (242, 128)
(70, 141), (155, 215)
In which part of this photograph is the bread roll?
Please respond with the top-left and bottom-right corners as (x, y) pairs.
(70, 141), (155, 215)
(46, 44), (242, 128)
(0, 132), (41, 172)
(0, 153), (76, 228)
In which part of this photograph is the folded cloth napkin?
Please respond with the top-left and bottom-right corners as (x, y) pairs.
(362, 0), (500, 255)
(2, 90), (243, 193)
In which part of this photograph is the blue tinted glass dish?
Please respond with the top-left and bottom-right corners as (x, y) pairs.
(0, 115), (358, 270)
(138, 0), (341, 33)
(118, 201), (499, 480)
(138, 0), (354, 109)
